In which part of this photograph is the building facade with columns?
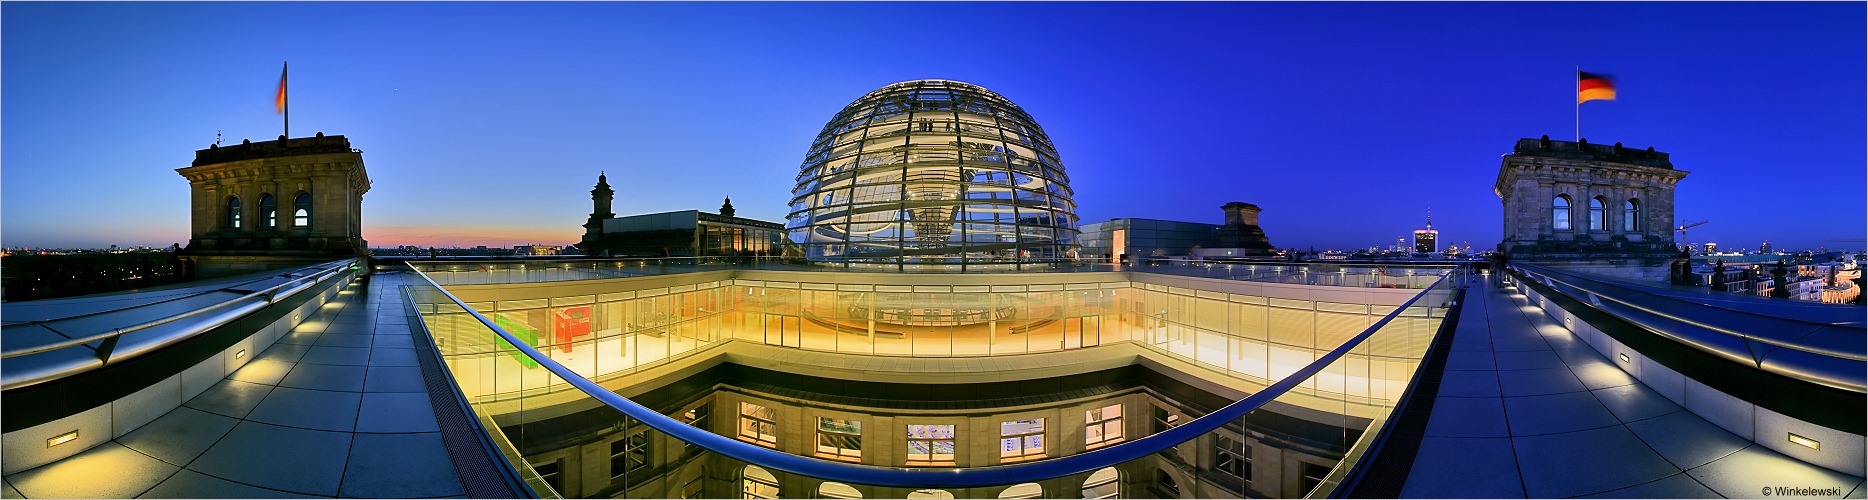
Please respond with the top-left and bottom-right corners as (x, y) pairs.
(1495, 136), (1688, 280)
(175, 134), (371, 277)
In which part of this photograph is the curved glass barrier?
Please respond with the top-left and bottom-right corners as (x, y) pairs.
(2, 258), (356, 389)
(404, 262), (1460, 498)
(406, 256), (1453, 289)
(1508, 263), (1865, 392)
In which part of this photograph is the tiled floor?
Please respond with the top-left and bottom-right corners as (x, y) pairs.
(1401, 274), (1865, 499)
(2, 273), (466, 499)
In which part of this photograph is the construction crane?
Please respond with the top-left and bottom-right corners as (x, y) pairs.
(1675, 219), (1709, 239)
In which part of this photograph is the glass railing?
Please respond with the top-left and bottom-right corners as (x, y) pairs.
(1507, 263), (1864, 392)
(2, 258), (357, 389)
(403, 256), (1455, 289)
(402, 262), (1462, 498)
(408, 266), (1454, 397)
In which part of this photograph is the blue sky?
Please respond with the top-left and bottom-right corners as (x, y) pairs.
(4, 2), (1863, 251)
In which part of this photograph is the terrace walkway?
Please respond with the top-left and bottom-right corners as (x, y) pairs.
(1400, 274), (1864, 498)
(2, 273), (466, 499)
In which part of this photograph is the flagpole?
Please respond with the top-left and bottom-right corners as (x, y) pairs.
(1575, 65), (1580, 142)
(283, 61), (289, 140)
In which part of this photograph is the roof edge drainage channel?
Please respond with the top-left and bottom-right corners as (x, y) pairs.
(409, 262), (1456, 489)
(1, 259), (356, 390)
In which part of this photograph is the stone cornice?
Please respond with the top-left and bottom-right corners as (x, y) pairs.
(1497, 156), (1688, 196)
(176, 152), (371, 194)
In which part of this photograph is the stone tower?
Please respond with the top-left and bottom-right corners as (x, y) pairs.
(1495, 136), (1689, 280)
(175, 133), (371, 278)
(1214, 202), (1274, 254)
(580, 172), (615, 256)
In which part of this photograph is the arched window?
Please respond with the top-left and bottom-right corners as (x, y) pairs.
(1623, 199), (1639, 232)
(1589, 197), (1607, 231)
(259, 194), (277, 229)
(1552, 196), (1571, 231)
(741, 465), (778, 499)
(819, 482), (863, 499)
(680, 466), (707, 500)
(998, 483), (1042, 499)
(293, 192), (312, 227)
(227, 196), (242, 229)
(1083, 466), (1119, 499)
(1154, 469), (1180, 498)
(906, 490), (954, 499)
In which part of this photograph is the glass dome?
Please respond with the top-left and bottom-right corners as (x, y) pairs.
(785, 80), (1079, 268)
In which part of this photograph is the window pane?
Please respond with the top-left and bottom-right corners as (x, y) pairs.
(816, 417), (862, 460)
(739, 402), (778, 446)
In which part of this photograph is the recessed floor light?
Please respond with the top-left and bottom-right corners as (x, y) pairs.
(47, 430), (78, 447)
(1789, 433), (1820, 450)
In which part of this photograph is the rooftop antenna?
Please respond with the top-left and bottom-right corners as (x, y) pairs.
(215, 130), (222, 146)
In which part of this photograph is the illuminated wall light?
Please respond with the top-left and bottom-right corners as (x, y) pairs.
(1618, 353), (1630, 363)
(236, 349), (247, 359)
(1788, 433), (1820, 450)
(47, 430), (78, 448)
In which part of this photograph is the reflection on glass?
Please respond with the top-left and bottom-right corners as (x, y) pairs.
(819, 482), (863, 499)
(404, 262), (1458, 500)
(998, 482), (1043, 499)
(742, 465), (778, 499)
(816, 417), (862, 461)
(1083, 467), (1120, 499)
(999, 418), (1045, 461)
(1085, 404), (1123, 449)
(739, 402), (778, 447)
(906, 424), (957, 466)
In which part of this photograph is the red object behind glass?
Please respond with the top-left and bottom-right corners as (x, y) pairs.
(554, 306), (592, 353)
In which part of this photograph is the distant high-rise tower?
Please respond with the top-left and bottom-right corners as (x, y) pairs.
(1495, 136), (1689, 280)
(1413, 209), (1439, 253)
(1761, 240), (1773, 254)
(175, 133), (371, 278)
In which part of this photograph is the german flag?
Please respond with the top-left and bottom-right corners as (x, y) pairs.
(275, 62), (288, 114)
(1578, 71), (1615, 104)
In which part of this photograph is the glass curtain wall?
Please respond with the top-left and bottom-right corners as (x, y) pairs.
(406, 264), (1460, 499)
(785, 80), (1080, 268)
(424, 273), (1450, 412)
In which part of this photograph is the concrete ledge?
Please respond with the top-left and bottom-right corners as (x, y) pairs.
(1513, 275), (1866, 476)
(0, 272), (357, 474)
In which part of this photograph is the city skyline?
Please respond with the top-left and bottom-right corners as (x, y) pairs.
(3, 2), (1862, 251)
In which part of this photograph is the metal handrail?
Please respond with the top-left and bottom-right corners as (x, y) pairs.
(404, 256), (1455, 290)
(1509, 263), (1865, 361)
(407, 263), (1451, 488)
(2, 259), (355, 359)
(1507, 263), (1864, 393)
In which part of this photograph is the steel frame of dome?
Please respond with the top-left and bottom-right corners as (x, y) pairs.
(785, 80), (1080, 269)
